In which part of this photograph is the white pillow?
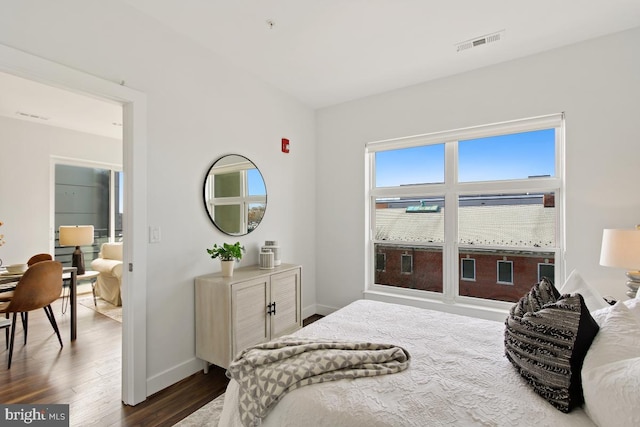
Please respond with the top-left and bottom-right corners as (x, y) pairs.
(559, 269), (610, 312)
(583, 302), (640, 369)
(582, 357), (640, 427)
(624, 298), (640, 323)
(582, 302), (640, 425)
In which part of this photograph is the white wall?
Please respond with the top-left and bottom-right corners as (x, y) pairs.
(0, 1), (317, 396)
(316, 27), (640, 312)
(0, 115), (122, 263)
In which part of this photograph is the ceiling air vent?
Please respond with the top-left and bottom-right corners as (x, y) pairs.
(456, 30), (505, 52)
(15, 111), (50, 121)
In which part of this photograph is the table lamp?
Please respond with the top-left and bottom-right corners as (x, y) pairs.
(599, 226), (640, 298)
(59, 225), (94, 275)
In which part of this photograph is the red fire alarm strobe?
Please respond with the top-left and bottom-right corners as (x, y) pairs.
(281, 138), (290, 153)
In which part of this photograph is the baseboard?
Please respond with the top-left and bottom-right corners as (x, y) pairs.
(148, 304), (340, 398)
(302, 303), (316, 320)
(314, 303), (340, 317)
(146, 357), (203, 397)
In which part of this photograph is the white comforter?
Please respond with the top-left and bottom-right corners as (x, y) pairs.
(218, 299), (596, 427)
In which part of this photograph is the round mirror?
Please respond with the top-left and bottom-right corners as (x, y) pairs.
(203, 155), (267, 236)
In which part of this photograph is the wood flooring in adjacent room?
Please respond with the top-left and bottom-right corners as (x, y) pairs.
(0, 296), (323, 426)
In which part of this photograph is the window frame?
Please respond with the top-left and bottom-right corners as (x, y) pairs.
(460, 258), (476, 282)
(376, 252), (386, 272)
(400, 253), (413, 274)
(496, 260), (514, 285)
(538, 262), (556, 282)
(52, 157), (123, 265)
(364, 114), (565, 313)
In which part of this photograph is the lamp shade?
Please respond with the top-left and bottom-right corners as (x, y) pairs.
(59, 225), (94, 246)
(599, 228), (640, 270)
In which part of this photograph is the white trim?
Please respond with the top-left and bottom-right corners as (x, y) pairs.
(364, 290), (508, 322)
(0, 43), (148, 405)
(366, 113), (563, 152)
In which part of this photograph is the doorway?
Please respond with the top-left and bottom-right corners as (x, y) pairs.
(0, 43), (148, 405)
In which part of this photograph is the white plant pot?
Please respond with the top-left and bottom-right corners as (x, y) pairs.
(221, 260), (235, 277)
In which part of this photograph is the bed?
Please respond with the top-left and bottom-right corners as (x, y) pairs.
(218, 275), (640, 427)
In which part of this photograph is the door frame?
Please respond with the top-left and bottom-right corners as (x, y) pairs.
(0, 43), (148, 405)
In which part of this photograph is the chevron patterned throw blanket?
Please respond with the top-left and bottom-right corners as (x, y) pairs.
(226, 337), (411, 427)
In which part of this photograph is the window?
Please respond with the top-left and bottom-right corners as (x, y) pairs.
(538, 262), (555, 282)
(366, 114), (564, 308)
(497, 260), (514, 284)
(401, 254), (413, 274)
(376, 253), (386, 272)
(55, 163), (122, 267)
(461, 258), (476, 281)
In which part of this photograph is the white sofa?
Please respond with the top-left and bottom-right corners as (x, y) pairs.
(90, 242), (123, 306)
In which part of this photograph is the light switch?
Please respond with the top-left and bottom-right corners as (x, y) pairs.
(149, 225), (161, 243)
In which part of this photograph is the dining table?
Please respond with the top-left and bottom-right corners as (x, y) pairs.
(0, 266), (78, 341)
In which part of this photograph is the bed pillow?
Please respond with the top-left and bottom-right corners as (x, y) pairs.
(582, 357), (640, 427)
(505, 284), (599, 413)
(583, 301), (640, 369)
(581, 302), (640, 425)
(559, 269), (610, 313)
(510, 277), (559, 317)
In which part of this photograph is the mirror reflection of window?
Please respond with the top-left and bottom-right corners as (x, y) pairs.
(204, 155), (267, 236)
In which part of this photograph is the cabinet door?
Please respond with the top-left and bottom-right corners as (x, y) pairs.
(270, 268), (301, 338)
(231, 277), (270, 358)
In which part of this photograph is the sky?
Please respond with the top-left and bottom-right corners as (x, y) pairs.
(248, 168), (267, 196)
(375, 129), (555, 187)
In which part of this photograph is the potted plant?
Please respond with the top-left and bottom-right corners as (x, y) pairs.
(206, 242), (245, 277)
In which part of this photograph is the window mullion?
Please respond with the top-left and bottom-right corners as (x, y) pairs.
(444, 141), (458, 303)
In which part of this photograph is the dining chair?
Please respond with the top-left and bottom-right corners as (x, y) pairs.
(0, 317), (9, 349)
(0, 260), (64, 368)
(0, 253), (53, 344)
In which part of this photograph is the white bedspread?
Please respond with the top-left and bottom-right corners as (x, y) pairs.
(218, 299), (596, 427)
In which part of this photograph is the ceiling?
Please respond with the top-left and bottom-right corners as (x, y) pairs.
(2, 1), (640, 138)
(0, 71), (123, 140)
(123, 0), (640, 108)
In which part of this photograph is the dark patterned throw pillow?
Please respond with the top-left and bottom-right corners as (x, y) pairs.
(511, 277), (559, 317)
(504, 282), (599, 413)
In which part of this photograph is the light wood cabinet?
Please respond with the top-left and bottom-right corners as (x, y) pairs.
(195, 263), (302, 370)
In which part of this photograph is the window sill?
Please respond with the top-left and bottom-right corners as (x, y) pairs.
(364, 289), (510, 323)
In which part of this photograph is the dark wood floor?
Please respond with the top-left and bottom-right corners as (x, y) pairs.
(0, 296), (322, 426)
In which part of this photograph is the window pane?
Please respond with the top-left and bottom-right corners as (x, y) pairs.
(401, 254), (413, 274)
(376, 196), (444, 243)
(458, 193), (556, 248)
(214, 205), (241, 234)
(376, 253), (386, 271)
(374, 244), (442, 293)
(248, 203), (266, 232)
(375, 144), (444, 187)
(498, 261), (513, 283)
(115, 171), (123, 239)
(538, 263), (555, 282)
(458, 250), (554, 303)
(247, 168), (266, 196)
(459, 129), (555, 182)
(214, 172), (241, 197)
(54, 164), (106, 266)
(461, 258), (475, 281)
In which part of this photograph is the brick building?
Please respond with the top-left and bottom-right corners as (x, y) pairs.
(374, 194), (555, 303)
